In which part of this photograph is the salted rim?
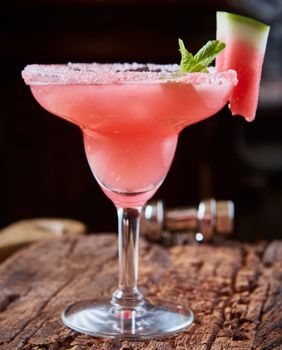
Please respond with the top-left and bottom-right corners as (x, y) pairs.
(22, 62), (237, 86)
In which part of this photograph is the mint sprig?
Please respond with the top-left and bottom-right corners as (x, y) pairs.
(178, 38), (226, 73)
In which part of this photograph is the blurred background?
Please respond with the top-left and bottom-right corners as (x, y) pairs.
(1, 0), (281, 241)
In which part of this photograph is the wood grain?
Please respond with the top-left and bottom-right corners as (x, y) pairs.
(0, 235), (281, 349)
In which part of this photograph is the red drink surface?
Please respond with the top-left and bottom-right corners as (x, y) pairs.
(23, 63), (237, 206)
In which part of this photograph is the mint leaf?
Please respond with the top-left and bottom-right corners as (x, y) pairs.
(192, 40), (226, 72)
(178, 38), (226, 73)
(178, 39), (194, 73)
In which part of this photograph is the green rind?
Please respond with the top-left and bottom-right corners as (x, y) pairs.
(217, 11), (270, 32)
(217, 11), (270, 52)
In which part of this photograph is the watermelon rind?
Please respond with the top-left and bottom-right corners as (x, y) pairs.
(217, 12), (270, 52)
(217, 12), (270, 31)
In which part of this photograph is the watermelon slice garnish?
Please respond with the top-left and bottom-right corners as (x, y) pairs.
(216, 12), (270, 122)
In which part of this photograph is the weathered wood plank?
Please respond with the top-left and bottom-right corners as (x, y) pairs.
(0, 236), (281, 350)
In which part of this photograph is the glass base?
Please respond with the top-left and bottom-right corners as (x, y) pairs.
(62, 299), (194, 339)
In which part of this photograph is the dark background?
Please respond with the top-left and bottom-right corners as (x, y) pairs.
(1, 0), (282, 241)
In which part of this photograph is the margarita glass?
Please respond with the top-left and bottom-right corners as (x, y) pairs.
(22, 62), (237, 339)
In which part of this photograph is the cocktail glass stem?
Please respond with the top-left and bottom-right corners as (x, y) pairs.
(61, 201), (193, 338)
(111, 207), (144, 311)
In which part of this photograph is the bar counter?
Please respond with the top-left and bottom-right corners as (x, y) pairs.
(0, 233), (281, 349)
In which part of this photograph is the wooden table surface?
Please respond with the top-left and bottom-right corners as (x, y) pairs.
(0, 235), (281, 350)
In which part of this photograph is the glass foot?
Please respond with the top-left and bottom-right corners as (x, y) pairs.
(62, 299), (194, 339)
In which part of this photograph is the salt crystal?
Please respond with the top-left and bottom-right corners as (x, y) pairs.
(21, 62), (237, 87)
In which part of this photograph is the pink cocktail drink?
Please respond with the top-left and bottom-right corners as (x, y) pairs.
(24, 63), (236, 207)
(22, 62), (237, 339)
(21, 8), (270, 338)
